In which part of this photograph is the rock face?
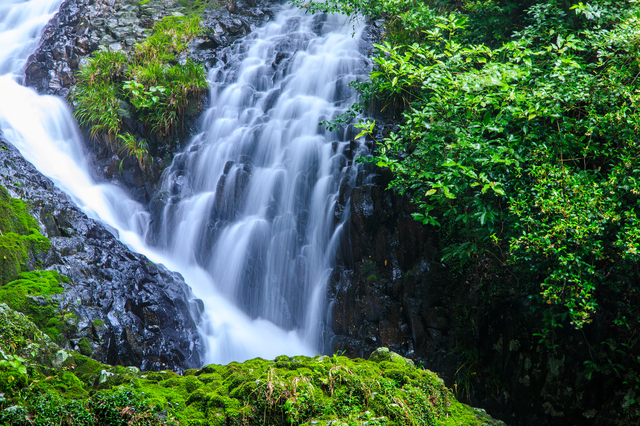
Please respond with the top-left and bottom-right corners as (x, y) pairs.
(330, 177), (451, 365)
(23, 0), (274, 98)
(25, 0), (186, 98)
(0, 137), (203, 371)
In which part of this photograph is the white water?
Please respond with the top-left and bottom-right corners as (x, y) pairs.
(0, 0), (367, 365)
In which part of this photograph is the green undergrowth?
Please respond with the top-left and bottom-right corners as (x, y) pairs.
(71, 14), (208, 170)
(0, 186), (49, 285)
(0, 303), (495, 426)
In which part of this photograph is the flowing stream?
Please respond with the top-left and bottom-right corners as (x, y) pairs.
(0, 0), (367, 365)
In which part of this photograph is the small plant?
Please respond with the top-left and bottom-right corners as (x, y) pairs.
(117, 132), (149, 172)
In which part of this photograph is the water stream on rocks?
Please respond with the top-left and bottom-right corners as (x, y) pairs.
(0, 0), (367, 364)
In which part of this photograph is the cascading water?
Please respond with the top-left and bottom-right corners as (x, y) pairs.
(0, 0), (150, 243)
(152, 6), (369, 362)
(0, 0), (368, 365)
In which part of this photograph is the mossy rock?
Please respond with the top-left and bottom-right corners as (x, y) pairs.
(369, 346), (416, 368)
(0, 186), (50, 285)
(0, 303), (58, 365)
(0, 301), (500, 425)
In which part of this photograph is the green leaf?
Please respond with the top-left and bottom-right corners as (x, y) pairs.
(482, 111), (491, 126)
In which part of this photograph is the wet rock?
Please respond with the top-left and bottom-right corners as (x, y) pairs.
(0, 137), (202, 372)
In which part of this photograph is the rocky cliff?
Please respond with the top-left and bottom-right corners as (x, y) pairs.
(0, 137), (202, 371)
(24, 0), (277, 204)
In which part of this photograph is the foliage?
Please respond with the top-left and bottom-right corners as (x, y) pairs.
(71, 14), (208, 169)
(117, 132), (149, 172)
(292, 0), (532, 46)
(0, 389), (167, 426)
(298, 0), (640, 405)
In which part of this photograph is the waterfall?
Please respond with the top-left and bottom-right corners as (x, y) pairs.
(0, 0), (368, 365)
(151, 6), (368, 362)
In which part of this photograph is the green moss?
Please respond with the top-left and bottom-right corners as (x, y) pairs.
(0, 186), (73, 343)
(78, 337), (93, 356)
(0, 270), (70, 342)
(70, 352), (104, 384)
(128, 354), (495, 426)
(31, 371), (89, 399)
(443, 399), (497, 426)
(0, 186), (50, 285)
(369, 347), (416, 368)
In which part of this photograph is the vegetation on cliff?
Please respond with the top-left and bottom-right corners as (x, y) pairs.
(296, 0), (640, 414)
(0, 186), (50, 285)
(0, 185), (78, 347)
(71, 14), (208, 171)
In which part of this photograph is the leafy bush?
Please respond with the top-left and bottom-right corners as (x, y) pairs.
(300, 0), (640, 404)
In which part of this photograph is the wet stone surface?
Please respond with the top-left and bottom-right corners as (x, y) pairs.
(0, 137), (203, 372)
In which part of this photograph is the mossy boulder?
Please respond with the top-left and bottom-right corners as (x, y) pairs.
(131, 354), (500, 426)
(369, 346), (416, 368)
(0, 303), (59, 365)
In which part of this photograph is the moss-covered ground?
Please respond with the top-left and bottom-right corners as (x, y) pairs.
(0, 186), (499, 425)
(0, 310), (499, 426)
